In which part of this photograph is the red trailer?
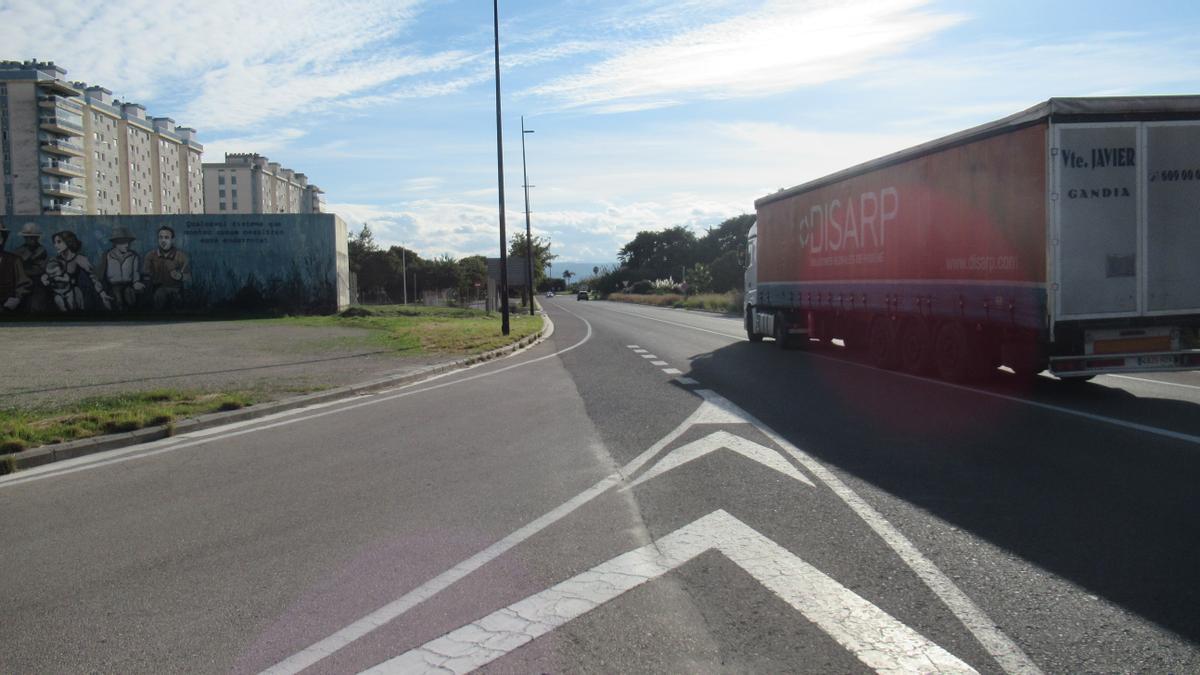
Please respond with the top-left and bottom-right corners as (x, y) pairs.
(746, 96), (1200, 381)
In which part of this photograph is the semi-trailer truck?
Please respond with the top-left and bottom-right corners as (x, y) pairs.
(745, 96), (1200, 381)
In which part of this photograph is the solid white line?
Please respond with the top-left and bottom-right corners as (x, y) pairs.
(596, 301), (1200, 446)
(367, 510), (975, 675)
(263, 375), (726, 674)
(1, 311), (592, 489)
(261, 473), (624, 675)
(692, 390), (1042, 675)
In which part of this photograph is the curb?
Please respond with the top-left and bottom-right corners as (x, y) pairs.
(1, 313), (552, 476)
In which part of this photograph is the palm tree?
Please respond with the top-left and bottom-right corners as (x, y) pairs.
(563, 270), (574, 287)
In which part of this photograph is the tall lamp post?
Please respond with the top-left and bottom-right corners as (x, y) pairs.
(492, 0), (510, 335)
(521, 116), (535, 316)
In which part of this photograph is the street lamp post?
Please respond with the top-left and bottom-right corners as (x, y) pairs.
(492, 0), (510, 335)
(521, 116), (535, 316)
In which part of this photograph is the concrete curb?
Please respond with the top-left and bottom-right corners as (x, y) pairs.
(1, 313), (552, 475)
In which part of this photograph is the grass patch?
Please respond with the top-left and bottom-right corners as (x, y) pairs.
(264, 304), (543, 356)
(0, 389), (266, 455)
(607, 292), (741, 314)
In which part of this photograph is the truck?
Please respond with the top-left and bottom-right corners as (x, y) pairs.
(744, 96), (1200, 382)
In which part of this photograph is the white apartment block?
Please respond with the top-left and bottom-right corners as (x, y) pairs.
(203, 153), (324, 214)
(0, 60), (204, 217)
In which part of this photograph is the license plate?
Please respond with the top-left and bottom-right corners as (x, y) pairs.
(1137, 354), (1177, 367)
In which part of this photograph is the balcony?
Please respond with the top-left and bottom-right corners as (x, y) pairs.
(35, 79), (79, 96)
(39, 114), (84, 136)
(40, 157), (86, 177)
(38, 94), (84, 112)
(41, 179), (86, 199)
(39, 135), (85, 157)
(42, 201), (85, 215)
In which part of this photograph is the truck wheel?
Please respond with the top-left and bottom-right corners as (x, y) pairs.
(746, 309), (763, 342)
(899, 318), (933, 374)
(867, 316), (900, 369)
(933, 321), (980, 383)
(774, 313), (798, 349)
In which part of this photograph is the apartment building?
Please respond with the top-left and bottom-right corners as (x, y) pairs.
(203, 153), (324, 214)
(0, 60), (204, 217)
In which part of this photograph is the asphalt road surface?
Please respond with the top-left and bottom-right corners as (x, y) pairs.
(3, 298), (1199, 673)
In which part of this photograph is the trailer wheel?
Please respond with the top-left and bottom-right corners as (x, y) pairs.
(933, 321), (982, 382)
(867, 316), (900, 369)
(746, 309), (763, 342)
(899, 318), (933, 374)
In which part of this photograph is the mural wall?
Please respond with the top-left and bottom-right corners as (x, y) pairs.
(0, 214), (349, 315)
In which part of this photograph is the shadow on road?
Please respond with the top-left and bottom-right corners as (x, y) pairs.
(687, 340), (1200, 643)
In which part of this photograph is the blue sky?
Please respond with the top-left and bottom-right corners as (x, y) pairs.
(3, 0), (1198, 262)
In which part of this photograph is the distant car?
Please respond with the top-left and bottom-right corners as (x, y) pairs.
(577, 290), (589, 301)
(545, 291), (554, 297)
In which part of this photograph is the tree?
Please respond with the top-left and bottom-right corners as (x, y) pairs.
(508, 233), (557, 291)
(348, 224), (379, 275)
(563, 270), (574, 287)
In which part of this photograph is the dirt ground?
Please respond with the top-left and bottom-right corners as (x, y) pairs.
(0, 319), (444, 408)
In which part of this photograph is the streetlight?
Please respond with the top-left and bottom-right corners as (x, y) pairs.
(521, 116), (535, 316)
(492, 0), (510, 335)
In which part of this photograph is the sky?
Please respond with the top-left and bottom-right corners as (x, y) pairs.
(2, 0), (1198, 263)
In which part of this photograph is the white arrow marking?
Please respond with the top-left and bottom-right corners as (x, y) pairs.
(627, 430), (814, 489)
(363, 510), (976, 675)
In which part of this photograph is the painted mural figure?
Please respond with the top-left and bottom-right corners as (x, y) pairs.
(97, 226), (145, 310)
(144, 225), (190, 310)
(15, 222), (49, 311)
(0, 221), (33, 312)
(45, 230), (104, 312)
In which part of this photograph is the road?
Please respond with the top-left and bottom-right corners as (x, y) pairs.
(3, 297), (1199, 673)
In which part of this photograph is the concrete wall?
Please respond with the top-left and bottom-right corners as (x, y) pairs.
(0, 213), (348, 314)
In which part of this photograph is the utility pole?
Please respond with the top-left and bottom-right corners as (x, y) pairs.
(521, 116), (535, 316)
(492, 0), (510, 335)
(401, 246), (407, 304)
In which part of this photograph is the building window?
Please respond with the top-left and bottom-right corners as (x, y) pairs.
(219, 202), (226, 211)
(231, 175), (237, 185)
(219, 189), (225, 198)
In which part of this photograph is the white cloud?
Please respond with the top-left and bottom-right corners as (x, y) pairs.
(0, 0), (472, 131)
(528, 0), (963, 111)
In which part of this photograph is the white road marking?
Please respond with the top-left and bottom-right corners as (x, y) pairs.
(650, 360), (668, 366)
(691, 390), (1043, 675)
(640, 354), (658, 359)
(627, 345), (640, 349)
(675, 377), (699, 386)
(626, 430), (814, 489)
(363, 510), (975, 675)
(262, 320), (1039, 675)
(662, 368), (683, 375)
(260, 382), (737, 674)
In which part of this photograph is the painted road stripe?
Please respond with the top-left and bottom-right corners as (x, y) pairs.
(364, 511), (975, 675)
(640, 354), (657, 359)
(693, 390), (1043, 675)
(259, 377), (728, 675)
(675, 377), (699, 386)
(650, 360), (668, 366)
(662, 368), (682, 375)
(626, 345), (640, 349)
